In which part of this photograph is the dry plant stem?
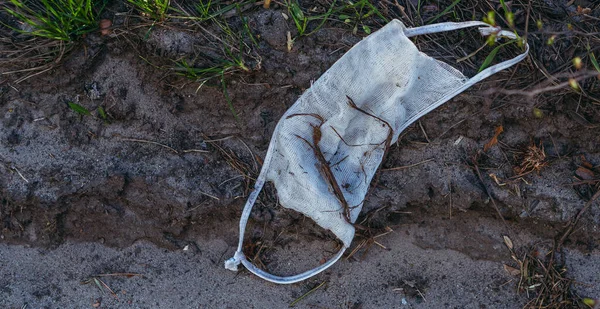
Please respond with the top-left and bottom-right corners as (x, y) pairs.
(345, 96), (394, 190)
(1, 39), (68, 83)
(471, 154), (507, 225)
(238, 137), (259, 171)
(345, 96), (393, 152)
(289, 281), (326, 307)
(294, 127), (354, 225)
(381, 158), (434, 171)
(532, 190), (600, 307)
(346, 226), (393, 261)
(11, 166), (29, 183)
(418, 121), (430, 143)
(206, 138), (256, 194)
(103, 270), (143, 277)
(330, 126), (380, 147)
(556, 189), (600, 252)
(287, 112), (359, 225)
(121, 137), (179, 153)
(483, 71), (600, 102)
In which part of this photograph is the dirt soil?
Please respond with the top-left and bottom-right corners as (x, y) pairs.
(1, 1), (600, 308)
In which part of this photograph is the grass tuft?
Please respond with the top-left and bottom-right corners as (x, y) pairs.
(2, 0), (104, 41)
(164, 1), (260, 118)
(336, 0), (387, 35)
(126, 0), (170, 21)
(286, 0), (337, 37)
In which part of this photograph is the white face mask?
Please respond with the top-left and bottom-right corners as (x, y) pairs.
(225, 20), (529, 284)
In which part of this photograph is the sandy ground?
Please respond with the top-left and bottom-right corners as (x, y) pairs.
(1, 213), (599, 308)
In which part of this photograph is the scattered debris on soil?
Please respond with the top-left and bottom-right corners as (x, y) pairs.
(1, 0), (599, 307)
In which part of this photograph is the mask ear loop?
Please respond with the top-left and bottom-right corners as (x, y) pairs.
(224, 124), (348, 285)
(397, 20), (529, 133)
(402, 21), (529, 85)
(402, 21), (529, 84)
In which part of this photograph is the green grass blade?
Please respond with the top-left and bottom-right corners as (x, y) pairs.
(478, 46), (501, 73)
(97, 106), (107, 120)
(478, 40), (516, 73)
(220, 73), (238, 120)
(289, 1), (304, 21)
(590, 53), (600, 73)
(68, 102), (91, 116)
(305, 0), (337, 36)
(3, 0), (103, 41)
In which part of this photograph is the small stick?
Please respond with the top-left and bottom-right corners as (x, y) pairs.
(345, 239), (367, 260)
(11, 166), (29, 183)
(556, 189), (600, 251)
(380, 159), (434, 171)
(448, 173), (453, 219)
(182, 149), (209, 153)
(291, 113), (355, 224)
(286, 113), (324, 122)
(289, 281), (326, 307)
(296, 128), (353, 223)
(94, 273), (143, 278)
(471, 154), (507, 225)
(346, 96), (393, 151)
(203, 136), (234, 143)
(346, 96), (394, 190)
(418, 121), (430, 144)
(121, 138), (178, 154)
(416, 288), (427, 302)
(330, 126), (380, 147)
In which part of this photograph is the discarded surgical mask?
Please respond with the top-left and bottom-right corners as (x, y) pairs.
(225, 20), (529, 284)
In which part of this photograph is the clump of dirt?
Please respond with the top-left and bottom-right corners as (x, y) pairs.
(395, 275), (429, 303)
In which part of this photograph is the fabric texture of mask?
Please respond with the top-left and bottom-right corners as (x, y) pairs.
(225, 19), (529, 284)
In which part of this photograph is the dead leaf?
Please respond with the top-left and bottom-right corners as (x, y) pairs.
(489, 173), (506, 186)
(484, 126), (504, 151)
(503, 264), (521, 276)
(99, 19), (112, 36)
(503, 235), (514, 250)
(580, 155), (594, 169)
(287, 31), (293, 52)
(576, 166), (595, 180)
(582, 298), (598, 307)
(577, 6), (591, 14)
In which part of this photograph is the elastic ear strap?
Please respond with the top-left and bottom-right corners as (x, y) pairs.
(239, 246), (347, 284)
(394, 22), (529, 135)
(223, 167), (349, 284)
(224, 177), (265, 271)
(402, 21), (529, 86)
(223, 130), (349, 284)
(403, 21), (492, 37)
(467, 29), (529, 86)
